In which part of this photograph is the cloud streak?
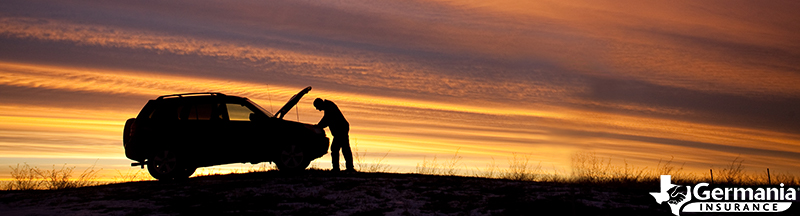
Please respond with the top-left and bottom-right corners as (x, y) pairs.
(0, 16), (574, 103)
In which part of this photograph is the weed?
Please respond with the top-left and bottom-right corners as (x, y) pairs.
(655, 156), (685, 179)
(502, 152), (541, 181)
(718, 156), (745, 184)
(571, 152), (613, 183)
(415, 149), (464, 176)
(113, 169), (152, 183)
(442, 149), (463, 176)
(609, 159), (649, 184)
(543, 165), (568, 182)
(361, 150), (393, 172)
(8, 163), (41, 190)
(38, 164), (78, 190)
(415, 155), (440, 175)
(6, 162), (101, 190)
(473, 157), (499, 179)
(351, 142), (394, 173)
(773, 172), (799, 185)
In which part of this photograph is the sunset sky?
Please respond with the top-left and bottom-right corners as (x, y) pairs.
(1, 0), (799, 180)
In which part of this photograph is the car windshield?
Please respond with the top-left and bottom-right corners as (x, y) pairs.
(246, 99), (273, 118)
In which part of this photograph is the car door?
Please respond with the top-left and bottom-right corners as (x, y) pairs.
(177, 99), (226, 166)
(221, 100), (272, 162)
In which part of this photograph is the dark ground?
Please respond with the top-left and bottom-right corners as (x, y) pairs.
(1, 170), (798, 215)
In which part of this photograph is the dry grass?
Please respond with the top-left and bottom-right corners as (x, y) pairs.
(39, 163), (101, 190)
(571, 152), (700, 185)
(571, 152), (613, 183)
(415, 149), (464, 176)
(468, 152), (561, 182)
(112, 169), (152, 183)
(464, 151), (798, 186)
(414, 155), (439, 175)
(569, 152), (800, 186)
(472, 157), (500, 179)
(6, 163), (41, 190)
(501, 152), (542, 181)
(6, 151), (797, 191)
(699, 156), (800, 186)
(717, 156), (745, 184)
(351, 143), (394, 173)
(773, 172), (800, 185)
(442, 149), (464, 176)
(5, 162), (102, 190)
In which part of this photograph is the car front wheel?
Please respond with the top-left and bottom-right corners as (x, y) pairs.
(276, 144), (309, 172)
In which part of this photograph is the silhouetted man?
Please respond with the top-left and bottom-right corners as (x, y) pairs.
(314, 98), (354, 172)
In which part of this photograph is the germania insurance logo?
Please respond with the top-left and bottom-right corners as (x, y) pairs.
(650, 175), (796, 215)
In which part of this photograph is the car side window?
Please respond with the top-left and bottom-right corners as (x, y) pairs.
(226, 103), (255, 121)
(150, 103), (180, 120)
(179, 103), (223, 121)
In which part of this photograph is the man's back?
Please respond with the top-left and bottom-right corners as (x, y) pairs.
(318, 100), (349, 135)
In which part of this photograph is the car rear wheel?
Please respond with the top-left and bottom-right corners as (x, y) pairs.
(147, 150), (195, 180)
(276, 144), (309, 172)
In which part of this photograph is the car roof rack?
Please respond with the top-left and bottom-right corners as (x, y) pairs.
(157, 92), (226, 100)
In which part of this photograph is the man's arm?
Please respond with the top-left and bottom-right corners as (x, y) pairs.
(317, 114), (329, 128)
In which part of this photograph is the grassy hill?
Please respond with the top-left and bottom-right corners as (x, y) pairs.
(0, 170), (676, 215)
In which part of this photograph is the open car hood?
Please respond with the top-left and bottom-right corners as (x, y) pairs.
(274, 86), (312, 119)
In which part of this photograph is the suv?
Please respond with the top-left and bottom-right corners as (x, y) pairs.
(123, 87), (329, 180)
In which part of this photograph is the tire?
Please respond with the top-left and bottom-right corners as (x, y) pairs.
(147, 150), (194, 180)
(276, 144), (309, 172)
(123, 118), (135, 147)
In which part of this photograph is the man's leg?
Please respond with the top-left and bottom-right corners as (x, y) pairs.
(330, 138), (341, 171)
(338, 134), (354, 171)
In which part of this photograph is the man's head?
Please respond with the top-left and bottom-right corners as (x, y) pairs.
(314, 98), (325, 111)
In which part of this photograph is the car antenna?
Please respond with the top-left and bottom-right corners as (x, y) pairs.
(267, 84), (274, 113)
(296, 102), (300, 121)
